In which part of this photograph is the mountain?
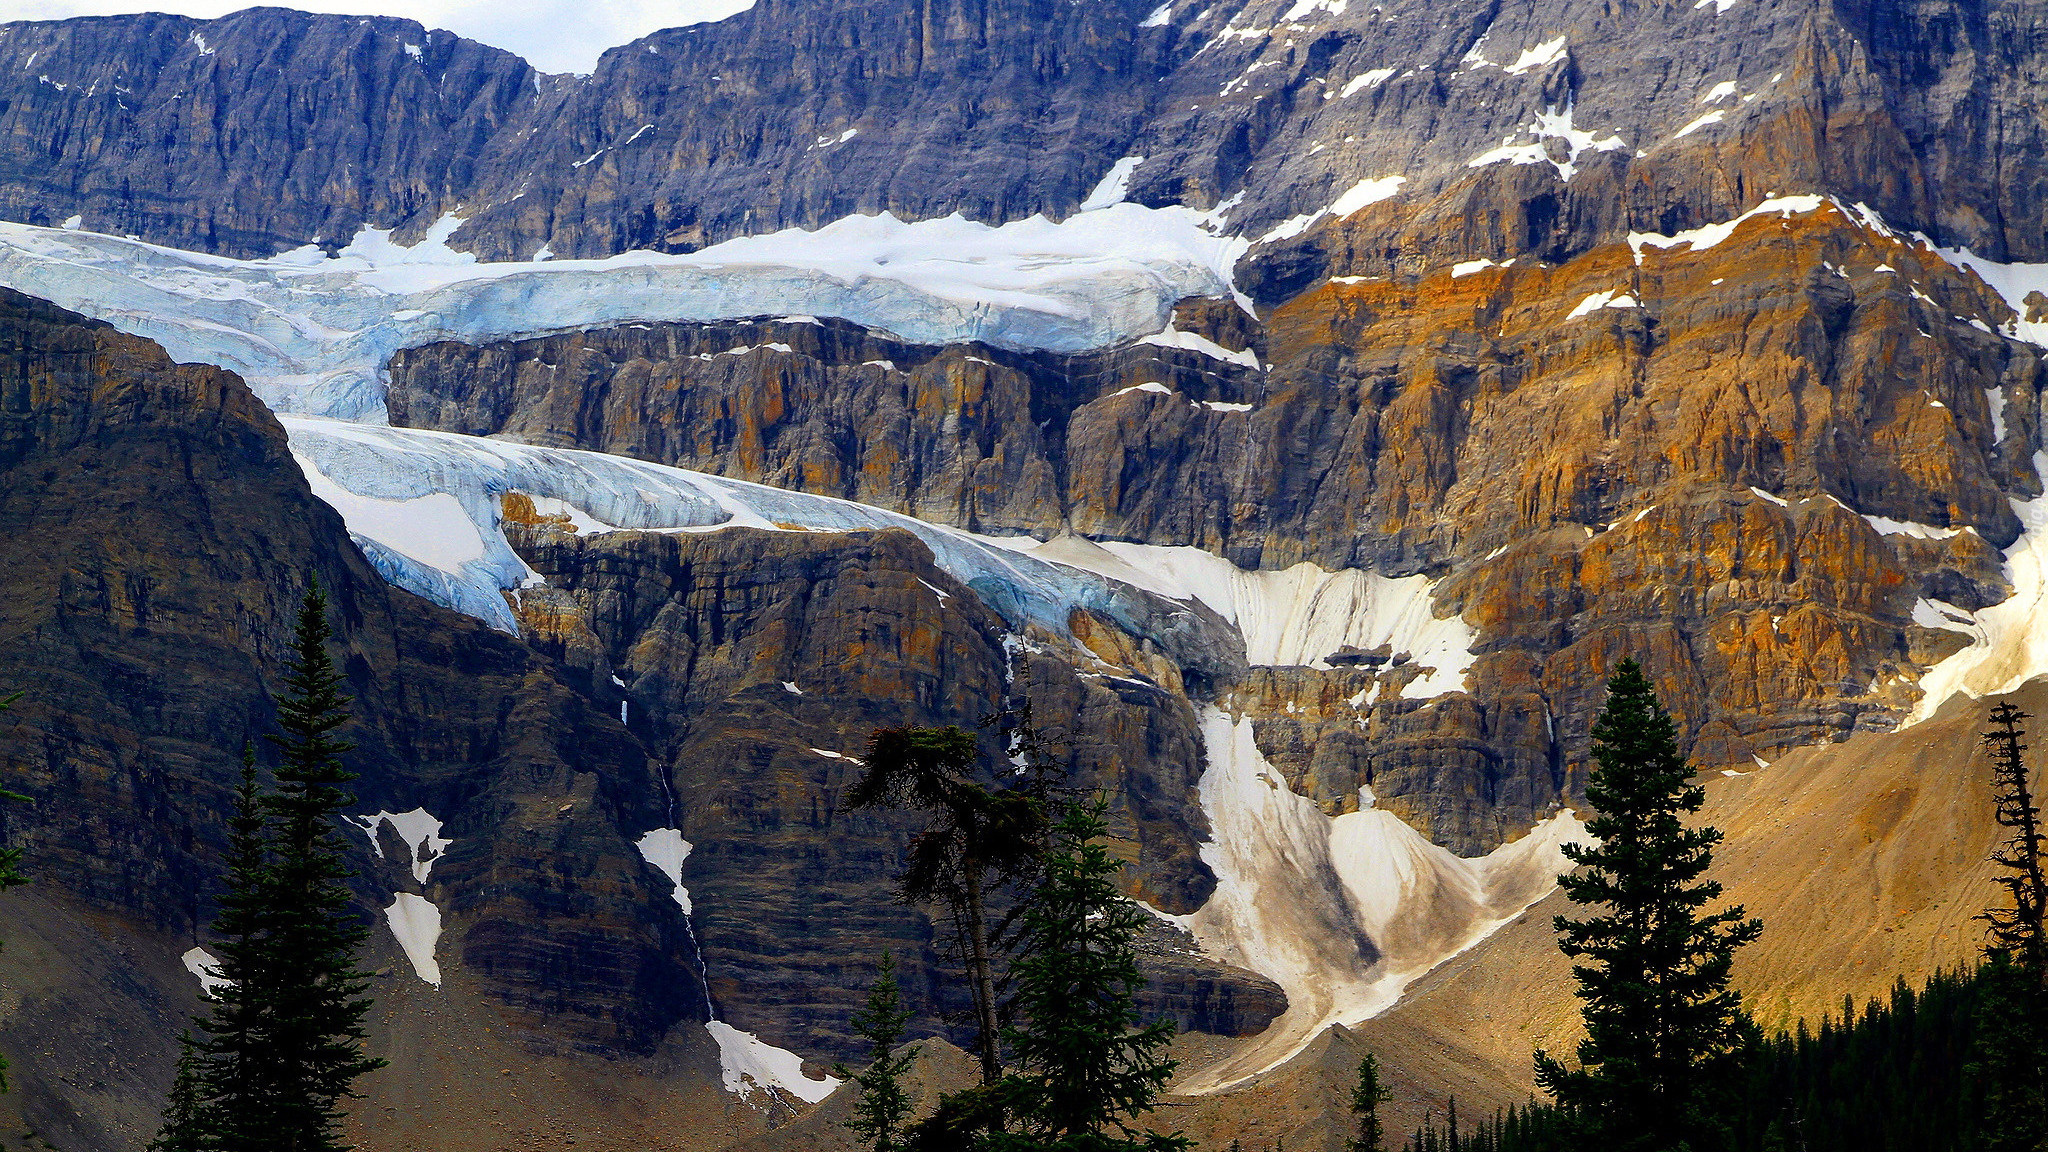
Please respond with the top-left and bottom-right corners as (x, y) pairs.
(2, 0), (2047, 1147)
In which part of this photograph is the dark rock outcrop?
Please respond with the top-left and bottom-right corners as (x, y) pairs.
(8, 0), (2048, 265)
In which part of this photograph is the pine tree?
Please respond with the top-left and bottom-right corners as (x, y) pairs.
(1349, 1053), (1392, 1152)
(848, 725), (1048, 1084)
(1534, 659), (1763, 1152)
(1974, 703), (2048, 1152)
(983, 797), (1188, 1152)
(839, 951), (919, 1152)
(258, 582), (385, 1152)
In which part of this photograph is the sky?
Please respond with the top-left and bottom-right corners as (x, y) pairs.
(3, 0), (756, 74)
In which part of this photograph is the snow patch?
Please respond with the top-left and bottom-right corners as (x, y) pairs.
(182, 947), (229, 997)
(1908, 453), (2048, 725)
(1672, 110), (1727, 139)
(1140, 1), (1173, 25)
(1465, 105), (1626, 181)
(707, 1021), (841, 1105)
(1136, 322), (1261, 369)
(346, 808), (452, 884)
(383, 894), (443, 986)
(1502, 37), (1566, 75)
(1566, 290), (1638, 319)
(1259, 176), (1405, 243)
(1080, 156), (1146, 212)
(1452, 257), (1510, 278)
(1929, 244), (2048, 347)
(1627, 195), (1826, 264)
(1339, 68), (1395, 97)
(635, 828), (695, 915)
(1001, 538), (1475, 689)
(1864, 515), (1962, 540)
(1700, 81), (1738, 105)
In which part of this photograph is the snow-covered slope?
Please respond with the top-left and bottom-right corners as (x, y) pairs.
(1172, 710), (1589, 1092)
(1905, 452), (2048, 725)
(0, 208), (1242, 421)
(994, 536), (1474, 690)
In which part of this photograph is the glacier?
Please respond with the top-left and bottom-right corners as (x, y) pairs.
(283, 419), (1482, 687)
(0, 205), (1244, 421)
(282, 417), (1249, 678)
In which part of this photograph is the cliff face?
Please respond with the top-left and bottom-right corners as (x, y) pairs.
(6, 0), (2048, 1145)
(0, 10), (541, 257)
(8, 0), (2048, 265)
(384, 196), (2043, 844)
(0, 288), (1282, 1146)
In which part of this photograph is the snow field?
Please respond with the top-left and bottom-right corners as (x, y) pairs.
(997, 536), (1475, 691)
(1906, 453), (2048, 725)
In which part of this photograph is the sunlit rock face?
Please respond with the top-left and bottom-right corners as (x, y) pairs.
(10, 0), (2048, 1143)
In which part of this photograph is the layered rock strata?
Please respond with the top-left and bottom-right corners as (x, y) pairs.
(6, 0), (2048, 266)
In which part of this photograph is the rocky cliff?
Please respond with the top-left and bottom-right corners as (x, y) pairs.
(0, 287), (1282, 1147)
(5, 0), (2048, 1146)
(7, 0), (2048, 266)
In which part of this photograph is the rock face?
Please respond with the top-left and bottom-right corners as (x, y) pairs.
(0, 286), (703, 1059)
(8, 0), (2048, 265)
(386, 195), (2044, 843)
(0, 10), (541, 258)
(499, 501), (1284, 1051)
(0, 288), (1283, 1144)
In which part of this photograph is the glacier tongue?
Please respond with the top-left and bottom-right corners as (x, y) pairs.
(282, 418), (1244, 674)
(0, 205), (1241, 421)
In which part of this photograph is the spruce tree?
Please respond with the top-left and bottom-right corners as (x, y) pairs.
(259, 582), (385, 1152)
(165, 743), (279, 1152)
(1973, 703), (2048, 1152)
(839, 951), (919, 1152)
(1349, 1053), (1392, 1152)
(1534, 659), (1762, 1152)
(983, 798), (1188, 1152)
(146, 1030), (213, 1152)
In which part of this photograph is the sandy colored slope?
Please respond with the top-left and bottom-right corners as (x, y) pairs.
(1155, 678), (2038, 1148)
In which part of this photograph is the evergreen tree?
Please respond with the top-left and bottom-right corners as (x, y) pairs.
(1974, 703), (2048, 1152)
(848, 725), (1048, 1084)
(146, 1030), (213, 1152)
(1348, 1053), (1392, 1152)
(983, 797), (1187, 1152)
(153, 588), (384, 1152)
(1534, 659), (1763, 1152)
(839, 951), (919, 1152)
(0, 690), (28, 1095)
(170, 743), (278, 1152)
(258, 583), (385, 1152)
